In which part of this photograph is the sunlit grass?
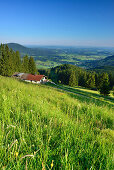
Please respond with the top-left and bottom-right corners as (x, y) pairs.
(47, 83), (114, 107)
(0, 76), (114, 169)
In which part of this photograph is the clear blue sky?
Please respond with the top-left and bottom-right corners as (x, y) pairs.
(0, 0), (114, 47)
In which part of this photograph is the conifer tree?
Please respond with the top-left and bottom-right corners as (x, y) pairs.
(28, 56), (36, 74)
(99, 73), (109, 86)
(99, 81), (110, 96)
(99, 73), (110, 96)
(86, 73), (95, 89)
(109, 73), (114, 89)
(0, 43), (2, 58)
(0, 44), (30, 76)
(22, 55), (29, 73)
(7, 49), (15, 76)
(69, 71), (77, 87)
(95, 73), (100, 89)
(79, 72), (87, 87)
(15, 51), (21, 72)
(0, 44), (3, 74)
(0, 45), (9, 76)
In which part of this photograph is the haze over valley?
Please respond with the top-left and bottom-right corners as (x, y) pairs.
(5, 43), (114, 69)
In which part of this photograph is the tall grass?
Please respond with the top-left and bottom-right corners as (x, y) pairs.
(0, 76), (114, 169)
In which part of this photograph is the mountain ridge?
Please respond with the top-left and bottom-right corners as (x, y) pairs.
(85, 55), (114, 68)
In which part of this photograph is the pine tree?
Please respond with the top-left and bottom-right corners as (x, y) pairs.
(99, 81), (110, 96)
(15, 51), (21, 72)
(0, 44), (3, 74)
(99, 73), (110, 96)
(86, 73), (95, 89)
(22, 55), (29, 73)
(0, 45), (22, 76)
(7, 49), (14, 76)
(79, 72), (87, 87)
(95, 73), (100, 89)
(0, 44), (2, 58)
(99, 73), (109, 86)
(28, 56), (36, 74)
(109, 73), (114, 89)
(69, 71), (77, 87)
(0, 45), (9, 76)
(3, 45), (15, 76)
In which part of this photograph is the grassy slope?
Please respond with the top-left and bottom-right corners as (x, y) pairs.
(0, 76), (114, 169)
(46, 83), (114, 106)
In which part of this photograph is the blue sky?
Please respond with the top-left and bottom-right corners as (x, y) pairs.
(0, 0), (114, 47)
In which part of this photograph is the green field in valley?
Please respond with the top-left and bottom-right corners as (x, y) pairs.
(0, 76), (114, 169)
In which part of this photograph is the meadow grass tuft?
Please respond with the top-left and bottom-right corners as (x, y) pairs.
(0, 76), (114, 169)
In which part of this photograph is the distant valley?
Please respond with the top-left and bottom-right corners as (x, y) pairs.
(4, 43), (114, 69)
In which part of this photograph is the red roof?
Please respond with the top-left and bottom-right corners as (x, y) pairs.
(26, 74), (45, 81)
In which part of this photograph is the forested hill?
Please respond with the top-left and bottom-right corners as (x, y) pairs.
(95, 55), (114, 66)
(5, 43), (57, 57)
(6, 43), (31, 54)
(84, 55), (114, 68)
(39, 64), (114, 90)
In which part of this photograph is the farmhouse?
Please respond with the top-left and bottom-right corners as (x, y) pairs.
(12, 73), (48, 84)
(24, 74), (48, 84)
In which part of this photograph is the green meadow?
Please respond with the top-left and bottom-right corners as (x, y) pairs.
(46, 83), (114, 107)
(0, 76), (114, 169)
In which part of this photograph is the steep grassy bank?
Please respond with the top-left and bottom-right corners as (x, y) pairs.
(0, 76), (114, 169)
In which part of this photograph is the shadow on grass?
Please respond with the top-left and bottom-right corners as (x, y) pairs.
(60, 85), (114, 103)
(46, 82), (114, 108)
(67, 92), (114, 108)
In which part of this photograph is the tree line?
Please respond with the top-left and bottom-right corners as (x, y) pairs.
(39, 64), (113, 96)
(0, 44), (36, 76)
(0, 44), (113, 96)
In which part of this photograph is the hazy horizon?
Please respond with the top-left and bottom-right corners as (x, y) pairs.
(1, 42), (114, 49)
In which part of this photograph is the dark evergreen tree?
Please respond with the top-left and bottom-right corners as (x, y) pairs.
(22, 55), (29, 73)
(8, 46), (15, 76)
(109, 73), (114, 89)
(0, 44), (35, 76)
(28, 56), (36, 74)
(0, 45), (9, 76)
(99, 73), (110, 96)
(0, 44), (3, 75)
(58, 70), (70, 85)
(75, 72), (78, 86)
(95, 73), (100, 89)
(0, 43), (2, 58)
(99, 82), (110, 96)
(79, 72), (87, 87)
(69, 71), (77, 87)
(99, 73), (109, 86)
(15, 51), (21, 72)
(86, 73), (95, 89)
